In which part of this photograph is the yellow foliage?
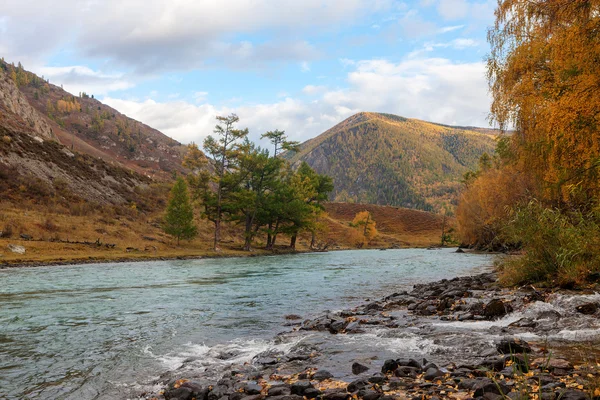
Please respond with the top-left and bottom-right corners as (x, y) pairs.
(351, 210), (377, 245)
(456, 166), (531, 248)
(56, 99), (81, 114)
(488, 0), (600, 206)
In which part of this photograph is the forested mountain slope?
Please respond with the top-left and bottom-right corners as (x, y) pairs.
(287, 112), (497, 211)
(0, 60), (186, 179)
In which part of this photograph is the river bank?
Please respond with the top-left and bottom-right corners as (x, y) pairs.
(145, 272), (600, 400)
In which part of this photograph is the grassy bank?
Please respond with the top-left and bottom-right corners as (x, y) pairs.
(0, 201), (449, 267)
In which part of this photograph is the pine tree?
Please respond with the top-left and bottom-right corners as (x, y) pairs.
(163, 177), (197, 245)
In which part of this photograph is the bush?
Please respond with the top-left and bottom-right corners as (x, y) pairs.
(499, 201), (600, 287)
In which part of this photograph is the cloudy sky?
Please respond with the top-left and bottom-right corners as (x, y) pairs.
(1, 0), (496, 144)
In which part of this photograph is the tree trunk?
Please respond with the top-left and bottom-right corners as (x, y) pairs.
(214, 216), (221, 251)
(310, 231), (316, 249)
(290, 235), (297, 250)
(265, 222), (273, 249)
(243, 213), (253, 251)
(270, 219), (280, 249)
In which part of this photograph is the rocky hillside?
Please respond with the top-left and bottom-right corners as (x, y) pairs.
(287, 112), (498, 212)
(0, 60), (186, 179)
(0, 65), (156, 206)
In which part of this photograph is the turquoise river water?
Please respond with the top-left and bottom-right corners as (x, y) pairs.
(0, 248), (493, 399)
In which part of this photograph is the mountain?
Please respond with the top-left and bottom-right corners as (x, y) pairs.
(0, 62), (161, 206)
(287, 112), (498, 212)
(0, 60), (186, 180)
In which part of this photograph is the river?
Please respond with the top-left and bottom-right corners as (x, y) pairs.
(0, 248), (493, 399)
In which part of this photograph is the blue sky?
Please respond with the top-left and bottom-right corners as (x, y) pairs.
(1, 0), (496, 144)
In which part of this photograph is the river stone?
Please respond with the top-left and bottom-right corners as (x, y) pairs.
(423, 368), (445, 381)
(268, 385), (291, 396)
(291, 380), (313, 395)
(352, 362), (370, 375)
(358, 389), (381, 400)
(381, 359), (398, 373)
(312, 370), (334, 381)
(347, 378), (369, 393)
(321, 389), (350, 400)
(7, 244), (25, 254)
(557, 390), (589, 400)
(368, 373), (386, 383)
(244, 384), (262, 395)
(484, 299), (508, 319)
(473, 379), (510, 396)
(497, 338), (532, 354)
(303, 388), (321, 399)
(575, 303), (598, 315)
(165, 386), (194, 400)
(267, 396), (304, 400)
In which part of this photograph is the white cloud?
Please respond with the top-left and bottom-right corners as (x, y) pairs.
(34, 65), (134, 96)
(302, 85), (327, 95)
(0, 0), (392, 71)
(438, 24), (464, 33)
(301, 62), (311, 73)
(194, 91), (209, 103)
(437, 0), (470, 20)
(102, 56), (491, 145)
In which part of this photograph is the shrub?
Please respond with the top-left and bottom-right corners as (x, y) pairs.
(499, 201), (600, 287)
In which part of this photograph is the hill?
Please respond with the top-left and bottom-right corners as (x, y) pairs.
(0, 60), (186, 179)
(287, 112), (498, 212)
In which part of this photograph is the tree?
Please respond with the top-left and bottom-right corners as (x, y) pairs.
(488, 0), (600, 207)
(203, 114), (249, 250)
(351, 211), (377, 246)
(163, 177), (197, 245)
(261, 129), (300, 157)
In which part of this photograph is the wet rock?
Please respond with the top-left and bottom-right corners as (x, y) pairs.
(347, 378), (369, 393)
(536, 310), (561, 321)
(244, 384), (263, 395)
(557, 390), (589, 400)
(345, 321), (365, 333)
(352, 362), (370, 375)
(241, 395), (262, 400)
(423, 368), (445, 381)
(381, 359), (398, 373)
(256, 357), (278, 365)
(285, 314), (302, 320)
(470, 302), (485, 315)
(478, 357), (505, 372)
(457, 378), (479, 390)
(397, 359), (422, 370)
(291, 380), (313, 396)
(484, 299), (509, 319)
(387, 378), (407, 390)
(358, 389), (381, 400)
(268, 396), (304, 400)
(312, 370), (334, 381)
(268, 385), (291, 397)
(330, 319), (347, 333)
(394, 366), (420, 378)
(456, 248), (465, 253)
(575, 303), (598, 315)
(497, 338), (532, 354)
(473, 379), (510, 396)
(303, 388), (321, 399)
(509, 318), (537, 328)
(321, 389), (350, 400)
(368, 373), (386, 384)
(165, 387), (194, 400)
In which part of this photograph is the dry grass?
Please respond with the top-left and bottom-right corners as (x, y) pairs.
(0, 201), (448, 266)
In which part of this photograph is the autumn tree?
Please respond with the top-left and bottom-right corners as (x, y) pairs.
(163, 177), (197, 245)
(351, 211), (377, 246)
(203, 114), (249, 251)
(488, 0), (600, 207)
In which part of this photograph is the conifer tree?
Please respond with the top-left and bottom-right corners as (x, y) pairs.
(163, 177), (197, 245)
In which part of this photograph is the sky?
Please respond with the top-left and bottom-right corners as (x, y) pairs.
(0, 0), (497, 145)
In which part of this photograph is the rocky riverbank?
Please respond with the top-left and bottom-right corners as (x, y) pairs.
(141, 273), (600, 400)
